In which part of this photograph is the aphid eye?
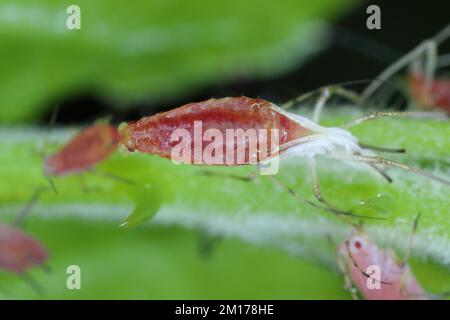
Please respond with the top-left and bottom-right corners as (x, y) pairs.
(350, 236), (366, 252)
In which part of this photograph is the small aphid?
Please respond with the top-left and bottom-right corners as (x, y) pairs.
(0, 223), (48, 275)
(337, 215), (432, 300)
(409, 71), (450, 113)
(0, 187), (49, 292)
(45, 124), (120, 176)
(360, 24), (450, 114)
(119, 96), (450, 217)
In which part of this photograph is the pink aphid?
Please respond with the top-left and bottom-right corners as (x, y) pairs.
(338, 230), (428, 300)
(0, 222), (48, 274)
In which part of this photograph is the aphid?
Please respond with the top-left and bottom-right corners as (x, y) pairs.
(119, 95), (450, 218)
(337, 214), (439, 300)
(409, 70), (450, 113)
(360, 24), (450, 113)
(42, 110), (132, 191)
(0, 188), (49, 292)
(44, 124), (120, 176)
(0, 223), (48, 275)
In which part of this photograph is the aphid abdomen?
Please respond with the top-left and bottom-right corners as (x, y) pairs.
(120, 97), (310, 165)
(410, 72), (450, 112)
(0, 223), (48, 274)
(45, 124), (120, 175)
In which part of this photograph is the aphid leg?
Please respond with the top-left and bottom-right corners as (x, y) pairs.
(327, 234), (360, 299)
(20, 272), (44, 294)
(333, 154), (450, 186)
(366, 163), (393, 183)
(400, 212), (421, 268)
(337, 253), (360, 300)
(201, 167), (381, 220)
(44, 173), (58, 195)
(78, 174), (90, 193)
(12, 186), (47, 227)
(308, 159), (385, 220)
(343, 110), (447, 129)
(308, 159), (355, 217)
(397, 213), (422, 298)
(360, 24), (450, 102)
(199, 169), (258, 182)
(282, 85), (360, 123)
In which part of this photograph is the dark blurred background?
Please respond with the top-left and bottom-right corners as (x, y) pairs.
(52, 0), (449, 124)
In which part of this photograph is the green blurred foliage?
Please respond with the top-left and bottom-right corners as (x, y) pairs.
(0, 0), (359, 123)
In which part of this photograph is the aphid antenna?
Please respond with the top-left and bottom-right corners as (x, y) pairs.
(12, 186), (48, 227)
(333, 154), (450, 187)
(361, 24), (450, 103)
(345, 240), (394, 286)
(342, 110), (446, 129)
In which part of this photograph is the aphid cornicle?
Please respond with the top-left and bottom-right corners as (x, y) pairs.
(45, 124), (120, 176)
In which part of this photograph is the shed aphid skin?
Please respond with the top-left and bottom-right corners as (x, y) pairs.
(360, 24), (450, 113)
(119, 95), (450, 219)
(337, 214), (441, 300)
(0, 188), (50, 293)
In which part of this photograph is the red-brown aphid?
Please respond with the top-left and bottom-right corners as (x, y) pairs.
(409, 71), (450, 113)
(0, 223), (48, 274)
(120, 97), (309, 164)
(45, 124), (120, 176)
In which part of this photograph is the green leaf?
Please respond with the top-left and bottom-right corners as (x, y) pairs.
(0, 0), (360, 123)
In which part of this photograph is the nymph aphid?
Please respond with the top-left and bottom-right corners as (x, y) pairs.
(42, 110), (133, 191)
(0, 188), (49, 292)
(337, 214), (446, 300)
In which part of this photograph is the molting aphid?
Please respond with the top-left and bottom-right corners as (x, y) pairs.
(119, 96), (450, 218)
